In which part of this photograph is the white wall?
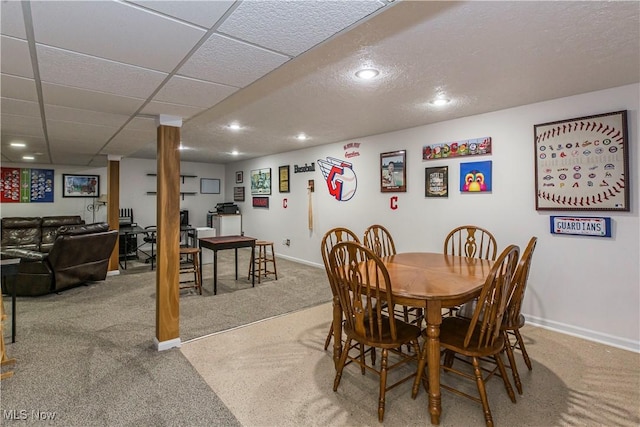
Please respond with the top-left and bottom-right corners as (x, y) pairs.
(226, 84), (639, 352)
(119, 158), (226, 229)
(0, 159), (227, 228)
(0, 164), (107, 223)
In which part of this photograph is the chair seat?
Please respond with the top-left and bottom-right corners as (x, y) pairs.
(344, 315), (421, 349)
(439, 309), (506, 358)
(502, 313), (525, 330)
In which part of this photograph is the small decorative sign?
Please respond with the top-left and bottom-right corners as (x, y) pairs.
(423, 137), (491, 160)
(252, 196), (269, 208)
(550, 216), (611, 237)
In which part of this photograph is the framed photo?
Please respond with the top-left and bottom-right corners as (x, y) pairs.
(460, 161), (492, 192)
(235, 171), (243, 184)
(279, 165), (290, 193)
(62, 174), (99, 198)
(380, 150), (406, 192)
(233, 186), (245, 202)
(200, 178), (220, 194)
(534, 110), (629, 211)
(425, 166), (448, 197)
(250, 168), (271, 195)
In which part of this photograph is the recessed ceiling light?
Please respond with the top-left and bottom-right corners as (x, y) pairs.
(228, 123), (241, 130)
(231, 150), (239, 156)
(355, 68), (379, 80)
(429, 97), (451, 106)
(296, 133), (308, 141)
(10, 142), (26, 148)
(22, 155), (35, 160)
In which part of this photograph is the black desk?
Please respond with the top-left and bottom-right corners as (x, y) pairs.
(1, 258), (20, 343)
(118, 226), (145, 269)
(198, 235), (256, 295)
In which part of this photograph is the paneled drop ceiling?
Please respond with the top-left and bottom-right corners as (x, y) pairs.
(1, 0), (638, 166)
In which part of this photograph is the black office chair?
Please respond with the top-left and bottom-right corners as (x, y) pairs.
(139, 226), (157, 270)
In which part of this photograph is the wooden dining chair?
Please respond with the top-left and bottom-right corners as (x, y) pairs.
(414, 244), (520, 427)
(444, 225), (497, 260)
(363, 224), (396, 258)
(320, 227), (361, 352)
(444, 225), (497, 316)
(501, 236), (537, 394)
(363, 224), (421, 326)
(328, 241), (422, 422)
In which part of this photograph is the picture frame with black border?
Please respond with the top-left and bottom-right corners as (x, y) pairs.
(62, 174), (99, 198)
(279, 165), (290, 193)
(425, 166), (448, 197)
(380, 150), (407, 193)
(235, 171), (243, 184)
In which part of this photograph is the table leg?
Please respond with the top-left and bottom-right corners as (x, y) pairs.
(251, 245), (255, 287)
(213, 250), (218, 295)
(124, 233), (128, 269)
(426, 300), (443, 425)
(11, 284), (16, 343)
(234, 248), (238, 280)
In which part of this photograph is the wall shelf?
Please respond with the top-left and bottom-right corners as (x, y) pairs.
(146, 173), (196, 184)
(146, 173), (197, 199)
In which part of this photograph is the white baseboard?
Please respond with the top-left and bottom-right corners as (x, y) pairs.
(154, 337), (181, 351)
(107, 270), (120, 276)
(273, 253), (323, 269)
(526, 315), (639, 353)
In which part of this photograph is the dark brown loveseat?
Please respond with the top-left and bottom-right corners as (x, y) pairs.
(1, 222), (117, 296)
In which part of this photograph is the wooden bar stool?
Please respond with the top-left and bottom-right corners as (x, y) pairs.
(248, 240), (278, 284)
(179, 247), (202, 295)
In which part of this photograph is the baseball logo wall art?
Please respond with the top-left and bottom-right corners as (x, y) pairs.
(534, 110), (629, 211)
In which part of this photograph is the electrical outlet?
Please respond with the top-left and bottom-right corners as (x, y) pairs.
(286, 239), (291, 246)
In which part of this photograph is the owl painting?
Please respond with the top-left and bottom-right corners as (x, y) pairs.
(460, 161), (492, 192)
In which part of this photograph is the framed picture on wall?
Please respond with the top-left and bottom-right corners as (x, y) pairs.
(235, 171), (243, 184)
(425, 166), (448, 197)
(534, 110), (629, 211)
(233, 186), (245, 202)
(250, 168), (271, 195)
(380, 150), (406, 192)
(62, 174), (99, 198)
(278, 165), (290, 193)
(460, 161), (492, 192)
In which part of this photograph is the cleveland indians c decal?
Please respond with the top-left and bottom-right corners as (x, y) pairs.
(318, 157), (357, 201)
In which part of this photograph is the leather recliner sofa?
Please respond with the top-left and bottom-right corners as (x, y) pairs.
(1, 215), (85, 253)
(1, 223), (118, 296)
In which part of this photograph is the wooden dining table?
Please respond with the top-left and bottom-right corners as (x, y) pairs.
(331, 252), (494, 425)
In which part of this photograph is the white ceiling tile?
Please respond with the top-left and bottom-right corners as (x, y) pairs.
(125, 117), (157, 132)
(154, 75), (237, 108)
(141, 101), (205, 121)
(44, 104), (130, 128)
(46, 120), (119, 144)
(31, 1), (206, 72)
(37, 45), (168, 99)
(1, 114), (45, 138)
(49, 149), (100, 165)
(42, 82), (145, 116)
(1, 97), (40, 118)
(1, 134), (47, 155)
(1, 36), (33, 78)
(1, 74), (38, 102)
(218, 0), (385, 56)
(177, 34), (290, 88)
(0, 1), (26, 39)
(129, 1), (235, 29)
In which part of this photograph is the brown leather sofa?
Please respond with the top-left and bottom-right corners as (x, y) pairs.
(1, 215), (85, 253)
(1, 222), (118, 296)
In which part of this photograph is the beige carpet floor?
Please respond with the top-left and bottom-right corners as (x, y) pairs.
(181, 303), (640, 427)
